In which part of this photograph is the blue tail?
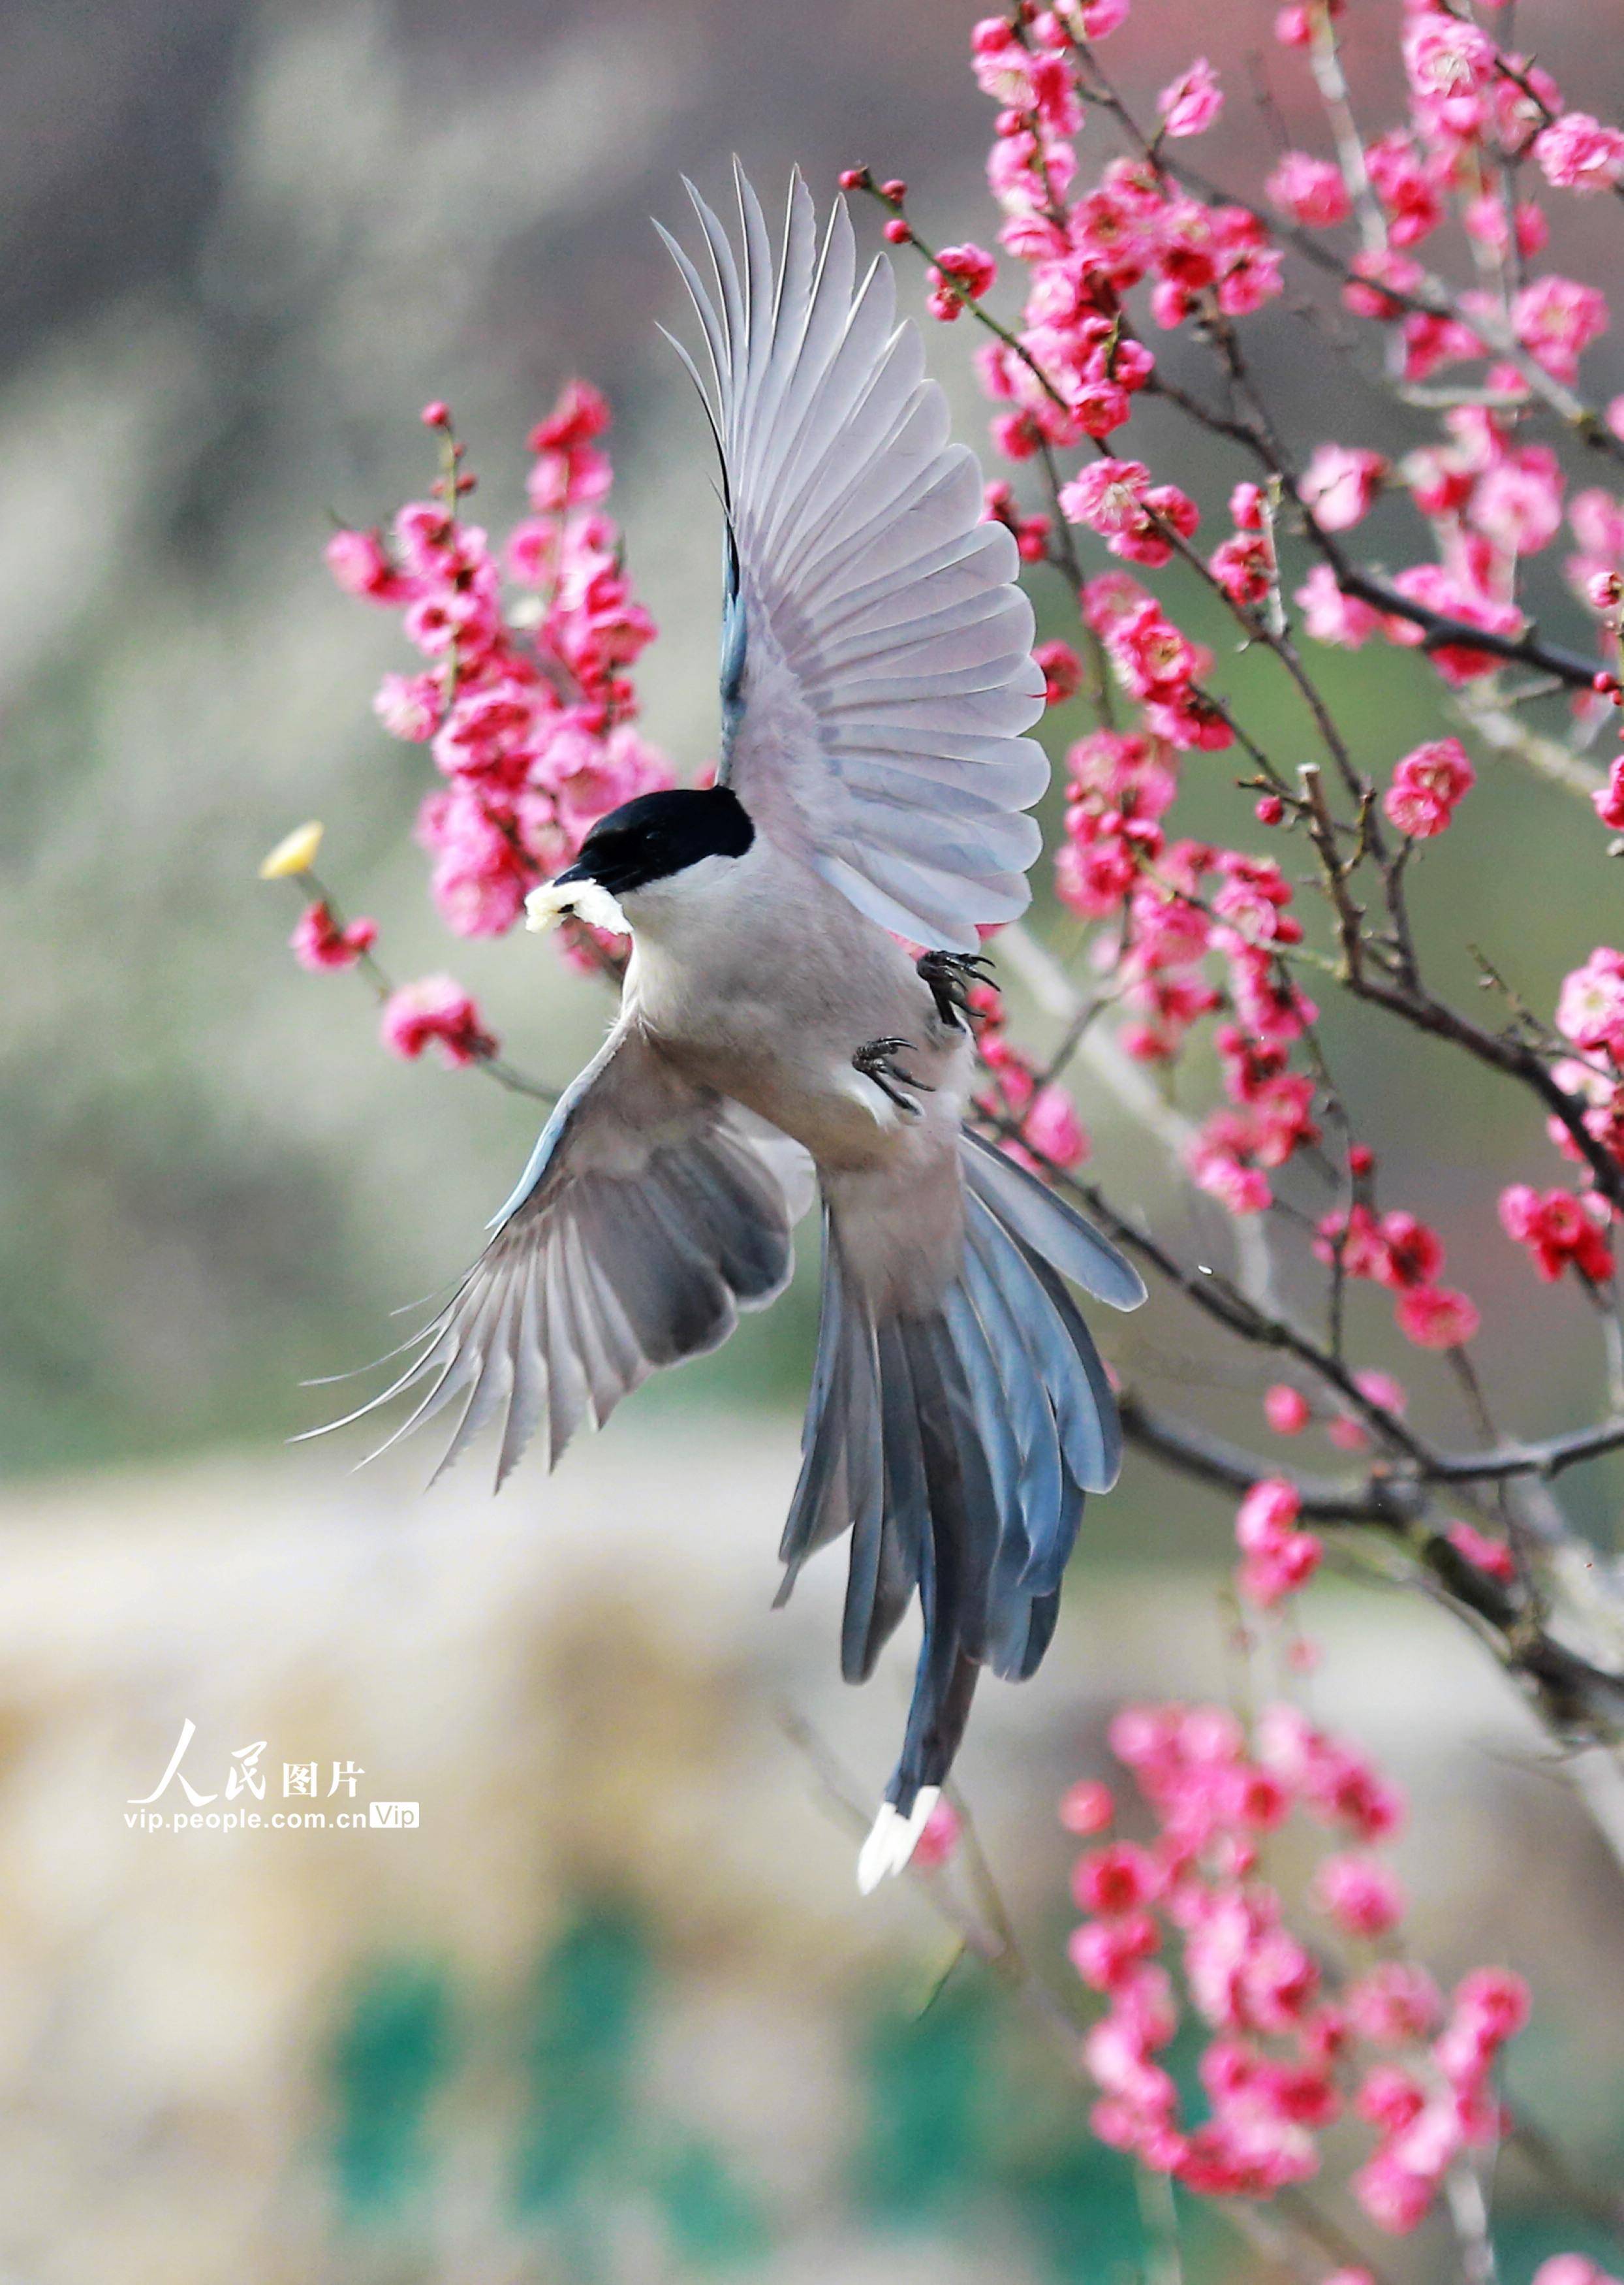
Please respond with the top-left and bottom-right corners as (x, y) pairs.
(779, 1135), (1146, 1829)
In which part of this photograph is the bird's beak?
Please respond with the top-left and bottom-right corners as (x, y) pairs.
(524, 863), (630, 938)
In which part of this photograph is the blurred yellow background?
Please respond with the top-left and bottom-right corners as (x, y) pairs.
(5, 1), (1624, 2277)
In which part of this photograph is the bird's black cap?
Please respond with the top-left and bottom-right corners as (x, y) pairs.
(557, 785), (755, 895)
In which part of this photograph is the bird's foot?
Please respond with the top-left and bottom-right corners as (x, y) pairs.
(917, 949), (994, 1032)
(852, 1036), (933, 1119)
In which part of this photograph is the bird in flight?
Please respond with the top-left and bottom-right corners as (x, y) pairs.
(328, 166), (1146, 1889)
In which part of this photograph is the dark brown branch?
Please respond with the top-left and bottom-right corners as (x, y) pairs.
(1121, 1387), (1624, 1509)
(1117, 1393), (1624, 1737)
(1117, 1391), (1412, 1522)
(1334, 567), (1601, 692)
(991, 1112), (1624, 1504)
(1345, 964), (1624, 1216)
(1146, 322), (1604, 695)
(1053, 1161), (1439, 1467)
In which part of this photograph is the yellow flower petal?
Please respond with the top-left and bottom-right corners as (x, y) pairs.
(258, 821), (324, 880)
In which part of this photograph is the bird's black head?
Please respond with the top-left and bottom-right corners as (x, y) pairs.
(553, 785), (755, 897)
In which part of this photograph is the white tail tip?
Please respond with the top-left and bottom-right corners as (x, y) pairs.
(856, 1787), (940, 1894)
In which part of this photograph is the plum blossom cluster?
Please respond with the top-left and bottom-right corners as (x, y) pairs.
(290, 900), (377, 974)
(1313, 1188), (1482, 1353)
(378, 975), (496, 1071)
(926, 241), (997, 321)
(1482, 943), (1624, 1285)
(1382, 738), (1475, 840)
(950, 0), (1624, 719)
(843, 12), (1624, 2250)
(958, 14), (1277, 463)
(326, 385), (669, 947)
(1262, 1363), (1414, 1458)
(1499, 1183), (1613, 1286)
(1059, 459), (1200, 571)
(1044, 713), (1335, 1227)
(1067, 1508), (1531, 2232)
(1047, 696), (1335, 1220)
(1185, 1012), (1320, 1223)
(935, 0), (1624, 833)
(258, 823), (384, 985)
(1550, 946), (1624, 1178)
(886, 0), (1624, 1360)
(1232, 1475), (1320, 1607)
(313, 386), (674, 1065)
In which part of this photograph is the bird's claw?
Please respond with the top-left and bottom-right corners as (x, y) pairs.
(853, 1036), (933, 1119)
(917, 949), (994, 1031)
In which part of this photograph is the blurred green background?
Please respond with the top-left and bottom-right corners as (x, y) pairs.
(5, 1), (1624, 2278)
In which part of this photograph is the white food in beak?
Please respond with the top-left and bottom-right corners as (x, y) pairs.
(524, 879), (631, 936)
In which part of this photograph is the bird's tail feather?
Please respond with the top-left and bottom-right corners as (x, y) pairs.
(959, 1127), (1148, 1311)
(783, 1148), (1144, 1887)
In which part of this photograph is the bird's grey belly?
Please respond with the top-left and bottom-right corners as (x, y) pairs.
(630, 960), (966, 1171)
(623, 866), (973, 1169)
(660, 1018), (963, 1171)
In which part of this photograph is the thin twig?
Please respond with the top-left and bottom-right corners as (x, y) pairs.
(281, 867), (560, 1107)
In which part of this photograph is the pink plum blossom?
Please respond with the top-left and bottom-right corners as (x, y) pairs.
(1265, 152), (1351, 228)
(1382, 738), (1475, 838)
(1024, 1083), (1091, 1167)
(1060, 1779), (1116, 1835)
(380, 976), (495, 1069)
(325, 527), (401, 601)
(927, 241), (997, 319)
(1499, 1184), (1613, 1284)
(290, 902), (378, 973)
(1296, 564), (1381, 647)
(1402, 14), (1497, 137)
(1065, 0), (1129, 33)
(1557, 948), (1624, 1059)
(1471, 445), (1564, 556)
(1263, 1384), (1311, 1436)
(1157, 57), (1223, 139)
(1535, 113), (1624, 196)
(1395, 1284), (1480, 1349)
(1313, 1853), (1405, 1938)
(1514, 274), (1610, 384)
(1301, 444), (1388, 531)
(1446, 1521), (1518, 1584)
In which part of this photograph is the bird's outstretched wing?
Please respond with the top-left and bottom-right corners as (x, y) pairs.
(310, 1025), (809, 1485)
(659, 165), (1047, 953)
